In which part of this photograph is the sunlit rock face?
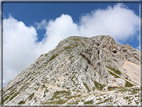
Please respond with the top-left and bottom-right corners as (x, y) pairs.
(1, 35), (140, 106)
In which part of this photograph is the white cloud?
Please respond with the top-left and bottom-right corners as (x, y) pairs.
(3, 16), (38, 84)
(3, 3), (139, 85)
(35, 19), (47, 30)
(78, 3), (139, 42)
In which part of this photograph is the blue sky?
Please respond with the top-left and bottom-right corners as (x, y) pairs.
(3, 2), (140, 86)
(3, 3), (139, 44)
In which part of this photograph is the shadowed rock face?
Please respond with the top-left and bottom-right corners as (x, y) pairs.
(1, 35), (140, 106)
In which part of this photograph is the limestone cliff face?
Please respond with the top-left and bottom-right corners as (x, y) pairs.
(2, 35), (140, 106)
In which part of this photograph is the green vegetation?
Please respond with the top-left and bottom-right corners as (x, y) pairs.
(18, 100), (26, 104)
(69, 55), (74, 60)
(19, 85), (26, 92)
(84, 100), (94, 104)
(34, 97), (37, 102)
(83, 82), (90, 92)
(38, 66), (42, 69)
(49, 54), (58, 61)
(135, 100), (139, 105)
(9, 92), (19, 100)
(94, 81), (105, 90)
(11, 87), (17, 92)
(73, 38), (85, 47)
(116, 87), (129, 93)
(28, 93), (34, 101)
(107, 87), (118, 91)
(115, 87), (139, 94)
(53, 90), (71, 99)
(106, 66), (121, 75)
(41, 90), (72, 104)
(64, 44), (79, 52)
(108, 70), (119, 78)
(30, 78), (34, 82)
(34, 87), (39, 90)
(45, 54), (48, 56)
(44, 89), (49, 93)
(67, 102), (78, 105)
(124, 96), (132, 104)
(42, 84), (46, 88)
(103, 97), (113, 103)
(130, 88), (139, 94)
(105, 60), (111, 62)
(44, 89), (49, 97)
(41, 93), (82, 105)
(41, 99), (67, 104)
(96, 97), (113, 105)
(125, 81), (134, 87)
(3, 96), (10, 103)
(65, 46), (72, 50)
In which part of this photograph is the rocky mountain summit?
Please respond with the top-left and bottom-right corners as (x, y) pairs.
(1, 35), (141, 106)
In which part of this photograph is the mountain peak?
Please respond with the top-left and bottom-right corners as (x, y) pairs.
(2, 35), (140, 106)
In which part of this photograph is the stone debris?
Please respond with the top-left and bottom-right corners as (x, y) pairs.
(1, 35), (140, 106)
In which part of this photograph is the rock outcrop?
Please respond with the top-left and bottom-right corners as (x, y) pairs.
(1, 35), (141, 106)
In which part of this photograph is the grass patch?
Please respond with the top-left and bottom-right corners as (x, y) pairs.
(84, 100), (94, 104)
(105, 60), (111, 62)
(51, 90), (71, 100)
(19, 85), (25, 92)
(83, 82), (90, 92)
(94, 81), (105, 90)
(45, 89), (49, 93)
(108, 87), (118, 91)
(116, 87), (129, 93)
(73, 38), (85, 47)
(34, 97), (37, 102)
(106, 66), (121, 75)
(9, 92), (19, 100)
(130, 88), (139, 94)
(42, 91), (80, 104)
(125, 81), (134, 87)
(38, 66), (42, 69)
(135, 100), (139, 105)
(28, 93), (34, 101)
(108, 70), (119, 78)
(41, 99), (67, 104)
(42, 84), (46, 88)
(96, 97), (113, 105)
(3, 96), (10, 103)
(103, 97), (113, 103)
(49, 54), (58, 61)
(44, 89), (49, 97)
(65, 46), (72, 50)
(11, 87), (17, 92)
(69, 55), (74, 60)
(124, 96), (133, 104)
(18, 100), (26, 104)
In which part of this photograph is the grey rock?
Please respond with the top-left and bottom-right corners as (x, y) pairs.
(2, 35), (140, 106)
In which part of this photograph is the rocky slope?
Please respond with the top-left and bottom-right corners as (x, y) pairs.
(1, 35), (141, 106)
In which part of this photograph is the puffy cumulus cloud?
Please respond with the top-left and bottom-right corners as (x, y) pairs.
(3, 3), (139, 85)
(43, 14), (79, 51)
(3, 16), (38, 84)
(37, 3), (139, 43)
(35, 19), (47, 30)
(78, 3), (139, 42)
